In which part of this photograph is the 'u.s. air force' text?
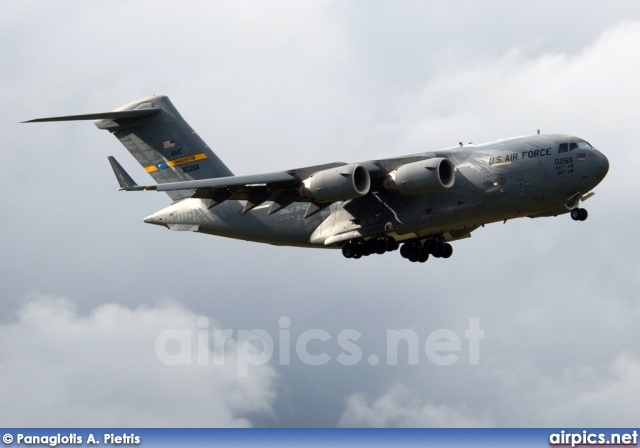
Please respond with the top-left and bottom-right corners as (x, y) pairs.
(488, 147), (552, 165)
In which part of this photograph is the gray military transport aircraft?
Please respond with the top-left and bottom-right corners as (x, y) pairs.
(26, 95), (609, 263)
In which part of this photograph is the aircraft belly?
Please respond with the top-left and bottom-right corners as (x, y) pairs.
(155, 199), (328, 247)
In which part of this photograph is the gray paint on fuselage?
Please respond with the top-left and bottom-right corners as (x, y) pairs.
(150, 133), (607, 248)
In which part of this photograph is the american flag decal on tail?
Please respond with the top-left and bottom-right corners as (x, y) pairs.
(163, 139), (175, 149)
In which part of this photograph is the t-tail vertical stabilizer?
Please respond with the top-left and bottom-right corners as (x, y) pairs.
(26, 95), (234, 201)
(96, 95), (234, 201)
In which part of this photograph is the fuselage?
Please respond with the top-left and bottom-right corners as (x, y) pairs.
(144, 134), (609, 248)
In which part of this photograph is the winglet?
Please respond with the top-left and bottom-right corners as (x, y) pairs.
(108, 156), (149, 191)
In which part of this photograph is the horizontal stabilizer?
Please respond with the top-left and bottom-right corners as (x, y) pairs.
(108, 156), (141, 190)
(22, 109), (160, 123)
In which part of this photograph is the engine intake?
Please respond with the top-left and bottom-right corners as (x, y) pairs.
(383, 158), (455, 195)
(300, 164), (371, 202)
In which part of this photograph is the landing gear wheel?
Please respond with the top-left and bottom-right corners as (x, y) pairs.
(364, 239), (378, 254)
(431, 243), (445, 258)
(442, 243), (453, 259)
(579, 208), (588, 221)
(418, 248), (430, 263)
(571, 208), (581, 221)
(353, 244), (363, 259)
(400, 243), (412, 259)
(423, 239), (437, 254)
(386, 238), (399, 252)
(342, 243), (355, 258)
(571, 208), (588, 221)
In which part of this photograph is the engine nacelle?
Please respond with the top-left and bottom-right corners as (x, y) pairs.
(383, 158), (455, 195)
(300, 164), (371, 202)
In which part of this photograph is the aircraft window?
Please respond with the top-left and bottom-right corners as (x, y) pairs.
(578, 141), (592, 149)
(569, 142), (578, 151)
(558, 143), (568, 153)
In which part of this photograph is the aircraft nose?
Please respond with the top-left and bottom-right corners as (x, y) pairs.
(589, 149), (609, 181)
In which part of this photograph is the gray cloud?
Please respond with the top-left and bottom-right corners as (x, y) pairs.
(338, 383), (495, 427)
(339, 352), (640, 427)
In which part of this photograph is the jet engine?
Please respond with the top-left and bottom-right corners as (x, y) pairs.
(383, 158), (455, 195)
(300, 164), (371, 202)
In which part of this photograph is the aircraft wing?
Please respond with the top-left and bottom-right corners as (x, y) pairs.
(159, 170), (302, 214)
(108, 150), (459, 220)
(146, 171), (298, 192)
(108, 157), (377, 216)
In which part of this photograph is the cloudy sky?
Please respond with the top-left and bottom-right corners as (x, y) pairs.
(2, 0), (640, 427)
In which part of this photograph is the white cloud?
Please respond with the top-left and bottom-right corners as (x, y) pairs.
(397, 20), (640, 156)
(494, 353), (640, 427)
(338, 383), (494, 427)
(0, 294), (277, 427)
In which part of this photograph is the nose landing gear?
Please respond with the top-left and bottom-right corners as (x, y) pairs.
(570, 208), (588, 221)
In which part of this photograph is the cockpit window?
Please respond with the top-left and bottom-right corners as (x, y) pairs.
(559, 141), (590, 153)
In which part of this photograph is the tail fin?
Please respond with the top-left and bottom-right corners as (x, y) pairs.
(96, 95), (234, 201)
(27, 95), (233, 201)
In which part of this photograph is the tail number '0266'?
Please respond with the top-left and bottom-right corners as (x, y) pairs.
(183, 164), (200, 173)
(555, 157), (573, 165)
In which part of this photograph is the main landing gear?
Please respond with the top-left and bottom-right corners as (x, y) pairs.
(399, 238), (452, 263)
(341, 236), (453, 263)
(341, 236), (400, 259)
(570, 208), (588, 221)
